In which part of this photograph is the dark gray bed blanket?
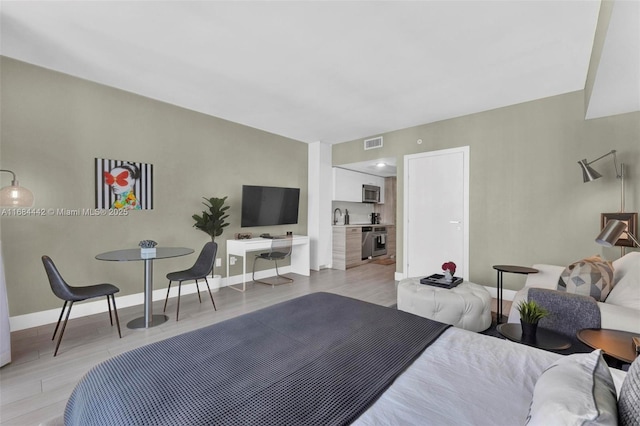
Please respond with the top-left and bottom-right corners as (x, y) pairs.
(65, 292), (449, 425)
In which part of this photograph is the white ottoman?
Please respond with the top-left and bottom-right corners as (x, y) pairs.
(397, 277), (492, 332)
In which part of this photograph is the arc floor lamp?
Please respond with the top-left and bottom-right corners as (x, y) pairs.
(0, 169), (34, 207)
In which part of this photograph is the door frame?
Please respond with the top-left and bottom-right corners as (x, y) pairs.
(402, 146), (470, 280)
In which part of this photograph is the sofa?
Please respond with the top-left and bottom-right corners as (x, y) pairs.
(508, 251), (640, 334)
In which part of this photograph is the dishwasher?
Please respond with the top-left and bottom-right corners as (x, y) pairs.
(362, 226), (387, 260)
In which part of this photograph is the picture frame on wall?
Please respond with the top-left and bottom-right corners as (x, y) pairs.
(95, 158), (154, 210)
(601, 212), (638, 247)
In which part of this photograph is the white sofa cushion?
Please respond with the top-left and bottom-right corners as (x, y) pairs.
(605, 252), (640, 310)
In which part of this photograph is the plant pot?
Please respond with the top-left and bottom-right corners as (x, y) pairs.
(520, 320), (538, 341)
(209, 274), (221, 292)
(140, 247), (156, 257)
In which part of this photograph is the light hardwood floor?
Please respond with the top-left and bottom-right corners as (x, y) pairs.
(0, 264), (399, 426)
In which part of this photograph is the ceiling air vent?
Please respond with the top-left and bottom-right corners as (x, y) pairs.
(364, 136), (383, 150)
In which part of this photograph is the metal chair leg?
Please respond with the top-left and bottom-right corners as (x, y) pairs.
(163, 281), (172, 312)
(176, 281), (182, 321)
(252, 256), (259, 282)
(195, 279), (202, 303)
(110, 294), (122, 338)
(54, 301), (74, 357)
(52, 300), (68, 341)
(204, 277), (217, 311)
(106, 295), (113, 326)
(274, 260), (294, 285)
(253, 256), (293, 286)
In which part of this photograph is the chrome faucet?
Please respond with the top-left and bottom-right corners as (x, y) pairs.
(333, 208), (342, 225)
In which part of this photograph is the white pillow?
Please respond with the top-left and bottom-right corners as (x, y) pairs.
(526, 350), (617, 426)
(605, 256), (640, 309)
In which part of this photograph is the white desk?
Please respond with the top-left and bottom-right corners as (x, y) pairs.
(226, 235), (310, 292)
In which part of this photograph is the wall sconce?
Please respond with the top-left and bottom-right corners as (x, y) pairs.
(596, 219), (639, 248)
(577, 149), (628, 212)
(0, 169), (34, 207)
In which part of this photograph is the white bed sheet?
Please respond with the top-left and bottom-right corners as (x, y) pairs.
(355, 327), (627, 426)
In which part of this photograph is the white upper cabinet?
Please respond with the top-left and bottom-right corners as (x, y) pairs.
(333, 168), (385, 203)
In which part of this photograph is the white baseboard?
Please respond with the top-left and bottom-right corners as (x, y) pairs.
(9, 267), (288, 332)
(11, 266), (516, 331)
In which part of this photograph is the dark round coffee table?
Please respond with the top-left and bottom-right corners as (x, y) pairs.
(497, 323), (571, 351)
(577, 328), (638, 364)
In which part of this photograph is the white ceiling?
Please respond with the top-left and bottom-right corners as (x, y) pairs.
(337, 157), (398, 178)
(1, 1), (637, 145)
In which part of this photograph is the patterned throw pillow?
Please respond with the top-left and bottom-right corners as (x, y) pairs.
(557, 255), (614, 302)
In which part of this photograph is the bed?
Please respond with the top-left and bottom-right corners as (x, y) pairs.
(65, 292), (636, 425)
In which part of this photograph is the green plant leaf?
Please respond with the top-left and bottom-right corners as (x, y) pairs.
(193, 196), (230, 242)
(516, 300), (549, 323)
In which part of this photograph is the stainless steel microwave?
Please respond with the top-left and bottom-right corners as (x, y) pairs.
(362, 185), (380, 203)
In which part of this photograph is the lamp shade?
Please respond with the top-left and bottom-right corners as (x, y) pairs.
(0, 182), (34, 207)
(577, 159), (602, 182)
(596, 220), (631, 247)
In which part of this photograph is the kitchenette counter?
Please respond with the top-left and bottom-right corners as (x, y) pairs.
(332, 225), (395, 270)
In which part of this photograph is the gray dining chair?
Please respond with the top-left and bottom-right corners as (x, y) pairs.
(42, 255), (122, 357)
(252, 236), (294, 287)
(163, 242), (217, 321)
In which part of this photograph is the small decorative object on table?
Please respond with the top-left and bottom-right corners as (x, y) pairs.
(442, 261), (456, 282)
(516, 300), (549, 341)
(139, 240), (157, 256)
(420, 262), (462, 288)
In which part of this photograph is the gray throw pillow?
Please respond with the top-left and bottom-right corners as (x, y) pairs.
(618, 355), (640, 426)
(526, 350), (617, 425)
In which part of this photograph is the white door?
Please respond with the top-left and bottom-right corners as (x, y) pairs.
(404, 147), (469, 280)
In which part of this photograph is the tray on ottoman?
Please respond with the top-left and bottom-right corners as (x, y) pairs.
(420, 274), (463, 288)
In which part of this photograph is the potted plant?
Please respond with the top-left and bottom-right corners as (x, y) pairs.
(192, 196), (230, 290)
(516, 300), (549, 340)
(193, 196), (230, 242)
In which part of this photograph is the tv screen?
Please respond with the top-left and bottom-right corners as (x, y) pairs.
(241, 185), (300, 227)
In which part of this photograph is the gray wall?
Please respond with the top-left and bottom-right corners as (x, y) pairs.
(0, 57), (308, 317)
(333, 91), (640, 290)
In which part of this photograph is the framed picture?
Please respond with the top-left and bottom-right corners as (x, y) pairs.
(95, 158), (154, 210)
(601, 212), (638, 247)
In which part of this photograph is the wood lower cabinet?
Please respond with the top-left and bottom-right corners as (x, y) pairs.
(385, 225), (396, 259)
(333, 225), (396, 270)
(332, 226), (364, 270)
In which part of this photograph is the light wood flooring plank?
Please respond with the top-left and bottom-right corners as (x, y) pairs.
(1, 264), (397, 425)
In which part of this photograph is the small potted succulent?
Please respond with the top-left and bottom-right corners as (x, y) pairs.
(139, 240), (157, 257)
(516, 300), (549, 340)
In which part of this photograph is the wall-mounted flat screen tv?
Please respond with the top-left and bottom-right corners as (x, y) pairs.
(241, 185), (300, 227)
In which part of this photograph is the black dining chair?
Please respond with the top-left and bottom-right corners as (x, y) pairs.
(252, 236), (294, 287)
(163, 242), (218, 321)
(42, 255), (122, 357)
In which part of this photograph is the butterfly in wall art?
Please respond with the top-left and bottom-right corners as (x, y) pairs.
(104, 170), (129, 187)
(95, 158), (154, 210)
